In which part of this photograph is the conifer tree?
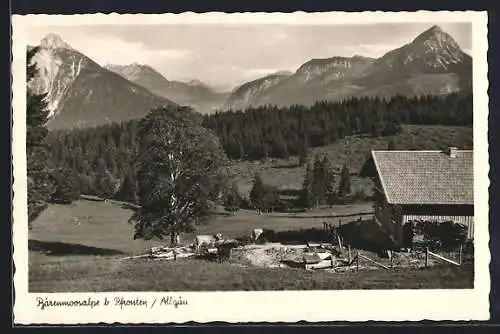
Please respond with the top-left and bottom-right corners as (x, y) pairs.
(311, 155), (327, 207)
(298, 139), (309, 166)
(115, 167), (138, 203)
(325, 167), (337, 205)
(51, 168), (81, 204)
(249, 174), (265, 214)
(26, 46), (54, 224)
(338, 164), (352, 199)
(223, 181), (242, 213)
(260, 185), (279, 213)
(300, 163), (314, 208)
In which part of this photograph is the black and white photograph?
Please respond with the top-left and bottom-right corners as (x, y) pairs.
(12, 11), (489, 324)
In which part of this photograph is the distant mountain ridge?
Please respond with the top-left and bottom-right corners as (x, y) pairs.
(224, 72), (293, 110)
(105, 64), (229, 114)
(28, 35), (176, 129)
(224, 25), (472, 110)
(28, 25), (472, 129)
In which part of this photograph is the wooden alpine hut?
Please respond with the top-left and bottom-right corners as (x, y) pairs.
(360, 147), (474, 248)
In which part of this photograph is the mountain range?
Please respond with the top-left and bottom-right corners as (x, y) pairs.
(224, 25), (472, 109)
(104, 63), (229, 114)
(28, 25), (472, 130)
(28, 34), (177, 130)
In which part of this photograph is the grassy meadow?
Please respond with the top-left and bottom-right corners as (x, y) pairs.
(29, 199), (374, 258)
(29, 199), (473, 292)
(28, 124), (474, 291)
(229, 124), (473, 196)
(30, 255), (473, 292)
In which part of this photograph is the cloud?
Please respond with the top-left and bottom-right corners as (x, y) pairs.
(276, 32), (288, 40)
(26, 30), (191, 67)
(156, 49), (191, 60)
(340, 44), (402, 58)
(25, 22), (472, 91)
(74, 36), (190, 66)
(242, 68), (279, 78)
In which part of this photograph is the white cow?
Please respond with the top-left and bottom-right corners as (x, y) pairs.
(194, 233), (222, 253)
(252, 229), (264, 243)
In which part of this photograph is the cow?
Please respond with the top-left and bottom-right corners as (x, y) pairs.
(251, 229), (264, 243)
(194, 233), (223, 254)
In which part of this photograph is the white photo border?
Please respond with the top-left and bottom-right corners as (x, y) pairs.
(12, 10), (490, 324)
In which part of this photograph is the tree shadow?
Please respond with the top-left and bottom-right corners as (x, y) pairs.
(339, 219), (395, 252)
(278, 188), (302, 197)
(258, 228), (331, 245)
(28, 239), (125, 256)
(253, 219), (396, 253)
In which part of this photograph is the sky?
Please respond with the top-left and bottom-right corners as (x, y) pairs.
(26, 22), (472, 92)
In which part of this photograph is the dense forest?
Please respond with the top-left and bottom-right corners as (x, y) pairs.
(203, 94), (472, 160)
(44, 93), (472, 205)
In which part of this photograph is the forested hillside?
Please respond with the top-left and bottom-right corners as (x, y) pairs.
(45, 93), (472, 204)
(204, 93), (471, 160)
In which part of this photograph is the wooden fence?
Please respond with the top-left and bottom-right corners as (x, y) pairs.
(425, 246), (462, 267)
(351, 250), (391, 271)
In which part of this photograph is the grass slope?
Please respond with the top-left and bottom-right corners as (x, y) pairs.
(229, 125), (473, 196)
(29, 200), (373, 257)
(29, 200), (473, 292)
(28, 125), (473, 292)
(30, 256), (473, 292)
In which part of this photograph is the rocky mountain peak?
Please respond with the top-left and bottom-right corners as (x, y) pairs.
(127, 62), (142, 70)
(187, 79), (205, 86)
(373, 24), (468, 74)
(40, 33), (72, 50)
(294, 56), (375, 83)
(427, 24), (443, 34)
(105, 63), (159, 82)
(411, 25), (462, 52)
(272, 70), (293, 76)
(352, 55), (374, 61)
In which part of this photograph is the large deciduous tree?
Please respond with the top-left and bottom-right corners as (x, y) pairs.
(130, 106), (228, 246)
(26, 47), (54, 224)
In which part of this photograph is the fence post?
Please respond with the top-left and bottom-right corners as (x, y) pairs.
(356, 251), (359, 272)
(390, 250), (394, 269)
(425, 247), (429, 267)
(348, 245), (352, 263)
(459, 244), (463, 265)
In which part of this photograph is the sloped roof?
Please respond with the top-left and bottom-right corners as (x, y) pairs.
(372, 150), (473, 205)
